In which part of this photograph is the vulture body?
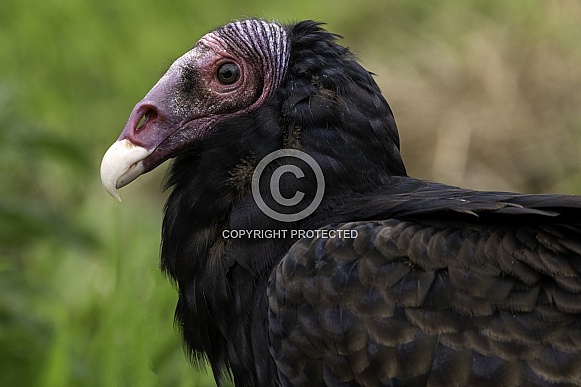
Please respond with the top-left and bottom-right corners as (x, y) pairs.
(100, 19), (581, 386)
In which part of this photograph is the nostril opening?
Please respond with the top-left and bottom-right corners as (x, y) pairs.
(136, 115), (147, 131)
(135, 109), (158, 132)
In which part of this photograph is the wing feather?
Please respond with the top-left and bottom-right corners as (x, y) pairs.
(268, 217), (581, 385)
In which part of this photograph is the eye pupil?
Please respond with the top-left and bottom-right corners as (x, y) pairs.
(217, 62), (240, 85)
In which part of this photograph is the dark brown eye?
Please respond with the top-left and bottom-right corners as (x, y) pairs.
(217, 62), (240, 85)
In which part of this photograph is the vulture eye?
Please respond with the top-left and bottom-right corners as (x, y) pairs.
(217, 62), (240, 85)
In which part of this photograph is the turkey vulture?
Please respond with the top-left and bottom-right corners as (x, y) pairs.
(100, 19), (581, 386)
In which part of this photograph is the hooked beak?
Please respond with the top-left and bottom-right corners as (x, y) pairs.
(100, 53), (193, 201)
(100, 139), (153, 201)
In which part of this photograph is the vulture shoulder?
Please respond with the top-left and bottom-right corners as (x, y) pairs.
(268, 202), (581, 386)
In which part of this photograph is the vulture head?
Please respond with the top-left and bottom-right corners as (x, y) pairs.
(101, 19), (406, 202)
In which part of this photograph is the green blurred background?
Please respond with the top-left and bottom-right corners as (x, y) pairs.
(1, 0), (580, 386)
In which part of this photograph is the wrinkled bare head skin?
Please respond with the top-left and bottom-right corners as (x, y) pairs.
(101, 20), (289, 200)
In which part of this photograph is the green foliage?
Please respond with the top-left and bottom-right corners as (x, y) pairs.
(1, 0), (580, 386)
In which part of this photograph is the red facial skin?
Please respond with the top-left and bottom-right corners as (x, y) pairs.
(101, 20), (289, 198)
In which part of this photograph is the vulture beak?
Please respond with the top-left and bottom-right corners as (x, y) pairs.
(100, 52), (196, 201)
(100, 97), (169, 201)
(100, 139), (153, 201)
